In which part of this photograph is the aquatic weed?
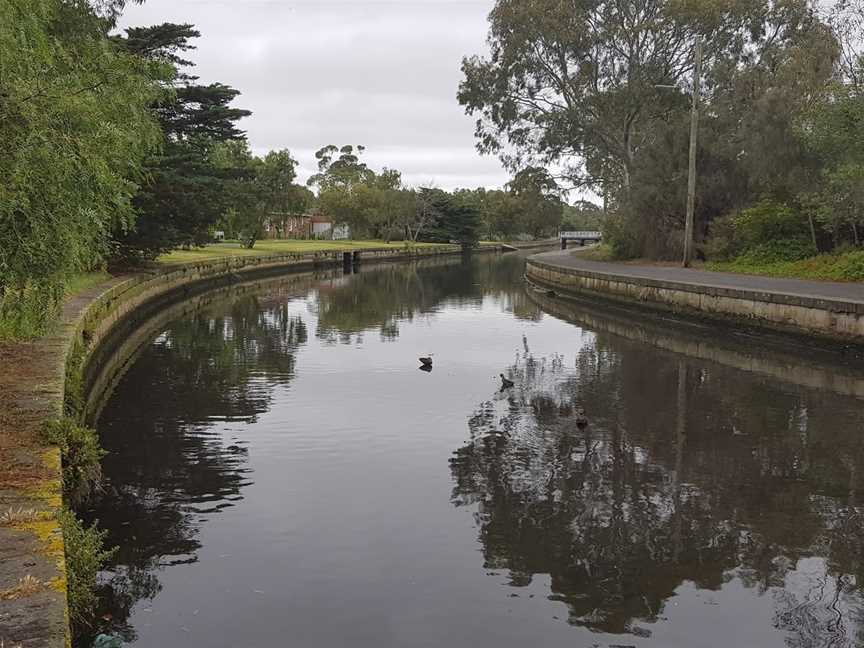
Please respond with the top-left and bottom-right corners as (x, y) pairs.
(43, 417), (106, 502)
(59, 508), (115, 631)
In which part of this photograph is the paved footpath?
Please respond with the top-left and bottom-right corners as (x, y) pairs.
(532, 249), (864, 305)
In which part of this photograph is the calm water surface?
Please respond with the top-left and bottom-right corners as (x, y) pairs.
(82, 253), (864, 648)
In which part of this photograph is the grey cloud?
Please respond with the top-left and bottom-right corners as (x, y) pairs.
(119, 0), (508, 190)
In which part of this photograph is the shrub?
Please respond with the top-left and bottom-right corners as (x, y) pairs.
(821, 250), (864, 280)
(732, 200), (811, 249)
(43, 418), (105, 502)
(0, 281), (64, 340)
(60, 508), (114, 631)
(703, 214), (739, 261)
(736, 238), (817, 264)
(602, 212), (642, 260)
(706, 200), (816, 264)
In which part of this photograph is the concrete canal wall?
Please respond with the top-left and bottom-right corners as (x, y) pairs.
(1, 243), (500, 648)
(526, 252), (864, 345)
(526, 287), (864, 399)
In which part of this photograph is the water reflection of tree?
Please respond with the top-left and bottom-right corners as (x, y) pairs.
(314, 253), (541, 343)
(450, 336), (864, 645)
(79, 294), (307, 643)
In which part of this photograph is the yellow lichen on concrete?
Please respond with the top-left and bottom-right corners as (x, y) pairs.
(18, 519), (64, 561)
(15, 450), (66, 579)
(47, 574), (67, 594)
(38, 448), (64, 510)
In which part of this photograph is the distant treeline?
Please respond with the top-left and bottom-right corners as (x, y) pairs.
(304, 144), (577, 244)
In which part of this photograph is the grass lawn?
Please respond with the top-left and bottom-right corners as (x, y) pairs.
(571, 243), (864, 282)
(158, 240), (451, 264)
(706, 250), (864, 282)
(569, 243), (614, 262)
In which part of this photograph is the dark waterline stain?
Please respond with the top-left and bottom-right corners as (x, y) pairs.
(79, 253), (864, 648)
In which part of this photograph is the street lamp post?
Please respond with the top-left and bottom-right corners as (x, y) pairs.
(682, 36), (702, 268)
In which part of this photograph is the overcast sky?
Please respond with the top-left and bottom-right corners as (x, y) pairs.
(118, 0), (509, 190)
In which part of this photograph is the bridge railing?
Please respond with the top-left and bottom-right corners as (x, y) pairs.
(559, 231), (602, 239)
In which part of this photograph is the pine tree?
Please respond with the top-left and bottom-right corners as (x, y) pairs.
(111, 23), (251, 262)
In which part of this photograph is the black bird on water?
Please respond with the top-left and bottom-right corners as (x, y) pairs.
(575, 408), (589, 429)
(419, 356), (433, 368)
(499, 374), (515, 390)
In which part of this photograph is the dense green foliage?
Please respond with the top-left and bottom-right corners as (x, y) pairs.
(214, 144), (311, 248)
(310, 145), (418, 240)
(460, 0), (864, 266)
(453, 167), (565, 240)
(308, 145), (562, 243)
(44, 416), (106, 502)
(561, 201), (606, 232)
(110, 23), (252, 262)
(0, 0), (160, 336)
(706, 200), (816, 263)
(0, 4), (266, 335)
(417, 188), (482, 249)
(60, 507), (115, 631)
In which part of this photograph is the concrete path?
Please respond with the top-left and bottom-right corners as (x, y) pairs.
(533, 249), (864, 305)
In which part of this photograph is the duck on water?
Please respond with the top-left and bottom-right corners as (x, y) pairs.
(575, 408), (589, 429)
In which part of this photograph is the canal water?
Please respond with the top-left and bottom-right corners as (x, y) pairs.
(81, 252), (864, 648)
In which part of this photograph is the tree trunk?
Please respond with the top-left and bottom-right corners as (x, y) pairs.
(621, 159), (632, 196)
(807, 213), (818, 252)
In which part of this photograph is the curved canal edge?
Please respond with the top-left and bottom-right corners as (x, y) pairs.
(0, 243), (503, 648)
(526, 249), (864, 345)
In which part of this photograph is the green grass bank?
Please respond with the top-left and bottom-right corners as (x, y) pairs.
(158, 239), (452, 264)
(581, 244), (864, 283)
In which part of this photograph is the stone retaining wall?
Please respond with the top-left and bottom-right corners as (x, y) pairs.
(526, 256), (864, 344)
(526, 287), (864, 398)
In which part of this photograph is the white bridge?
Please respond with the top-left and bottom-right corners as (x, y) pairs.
(559, 230), (602, 249)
